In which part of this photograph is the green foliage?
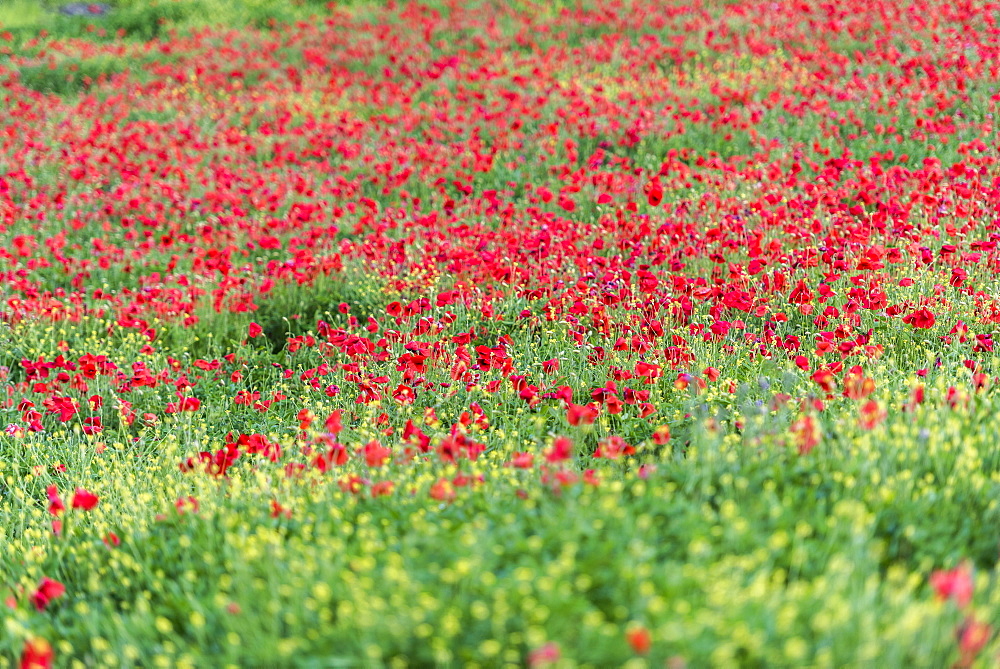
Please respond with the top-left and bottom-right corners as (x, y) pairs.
(16, 53), (128, 95)
(108, 0), (203, 40)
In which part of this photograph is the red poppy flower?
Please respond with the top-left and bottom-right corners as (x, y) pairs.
(324, 409), (343, 435)
(858, 400), (887, 430)
(843, 369), (875, 400)
(361, 440), (392, 467)
(391, 383), (416, 405)
(545, 436), (573, 463)
(626, 625), (652, 655)
(957, 617), (991, 664)
(29, 577), (65, 611)
(71, 488), (99, 511)
(566, 402), (598, 426)
(902, 308), (936, 329)
(790, 415), (820, 455)
(20, 638), (54, 669)
(270, 500), (292, 519)
(165, 396), (200, 413)
(508, 451), (534, 468)
(931, 564), (974, 608)
(644, 178), (663, 206)
(594, 435), (634, 459)
(528, 642), (560, 668)
(429, 478), (456, 502)
(46, 486), (64, 517)
(371, 481), (394, 498)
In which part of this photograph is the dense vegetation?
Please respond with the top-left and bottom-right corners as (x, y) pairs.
(4, 0), (1000, 666)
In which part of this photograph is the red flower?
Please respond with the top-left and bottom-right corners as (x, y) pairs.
(810, 368), (836, 393)
(636, 270), (659, 293)
(361, 440), (392, 467)
(957, 616), (991, 667)
(634, 361), (662, 382)
(20, 638), (54, 669)
(175, 496), (199, 514)
(644, 178), (663, 206)
(626, 625), (652, 655)
(566, 402), (598, 426)
(165, 396), (200, 413)
(46, 486), (64, 517)
(594, 435), (634, 459)
(314, 442), (349, 472)
(902, 308), (936, 329)
(545, 436), (573, 463)
(371, 481), (394, 497)
(297, 408), (314, 431)
(248, 322), (263, 338)
(71, 488), (99, 511)
(710, 320), (731, 338)
(931, 564), (974, 608)
(338, 475), (369, 495)
(508, 451), (534, 468)
(788, 279), (814, 304)
(858, 400), (886, 430)
(82, 416), (102, 435)
(429, 478), (456, 502)
(722, 290), (753, 312)
(391, 383), (416, 405)
(903, 384), (925, 412)
(270, 500), (292, 519)
(528, 642), (561, 668)
(29, 578), (65, 611)
(843, 369), (875, 400)
(790, 415), (820, 455)
(324, 409), (343, 435)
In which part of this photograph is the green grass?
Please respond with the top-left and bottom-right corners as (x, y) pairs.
(0, 0), (333, 50)
(15, 53), (132, 94)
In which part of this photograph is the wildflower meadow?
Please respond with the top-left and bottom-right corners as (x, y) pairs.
(3, 0), (1000, 666)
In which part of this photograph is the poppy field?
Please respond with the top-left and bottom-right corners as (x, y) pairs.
(4, 0), (1000, 666)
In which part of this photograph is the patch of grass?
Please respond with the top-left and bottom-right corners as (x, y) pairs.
(0, 0), (337, 49)
(0, 1), (203, 46)
(155, 261), (393, 359)
(16, 53), (128, 94)
(0, 0), (48, 31)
